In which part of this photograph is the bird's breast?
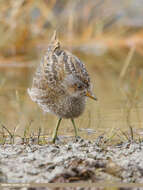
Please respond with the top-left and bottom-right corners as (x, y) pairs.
(54, 96), (86, 119)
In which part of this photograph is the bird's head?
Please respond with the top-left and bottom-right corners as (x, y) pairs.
(63, 74), (97, 101)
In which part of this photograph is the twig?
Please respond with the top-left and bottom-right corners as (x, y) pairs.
(120, 46), (135, 78)
(129, 125), (134, 141)
(38, 127), (41, 145)
(1, 123), (14, 144)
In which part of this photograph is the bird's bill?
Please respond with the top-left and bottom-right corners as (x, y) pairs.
(86, 91), (97, 101)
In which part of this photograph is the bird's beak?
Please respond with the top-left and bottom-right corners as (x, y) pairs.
(86, 91), (97, 101)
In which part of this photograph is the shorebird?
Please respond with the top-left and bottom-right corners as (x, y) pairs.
(28, 31), (97, 143)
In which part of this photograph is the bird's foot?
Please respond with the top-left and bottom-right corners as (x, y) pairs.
(52, 136), (60, 143)
(75, 136), (83, 142)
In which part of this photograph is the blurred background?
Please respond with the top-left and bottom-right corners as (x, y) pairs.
(0, 0), (143, 142)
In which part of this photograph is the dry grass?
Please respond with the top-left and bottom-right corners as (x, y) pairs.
(0, 0), (143, 58)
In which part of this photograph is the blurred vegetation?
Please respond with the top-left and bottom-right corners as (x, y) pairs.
(0, 0), (143, 58)
(0, 0), (143, 142)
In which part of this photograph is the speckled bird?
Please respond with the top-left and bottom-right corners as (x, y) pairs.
(28, 31), (97, 143)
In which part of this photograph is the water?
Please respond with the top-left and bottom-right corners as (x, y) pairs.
(0, 52), (143, 142)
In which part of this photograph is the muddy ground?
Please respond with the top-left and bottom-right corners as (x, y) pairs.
(0, 137), (143, 190)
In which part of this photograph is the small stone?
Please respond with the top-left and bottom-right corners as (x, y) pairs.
(15, 137), (23, 145)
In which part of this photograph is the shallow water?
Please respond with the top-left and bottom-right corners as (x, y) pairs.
(0, 51), (143, 141)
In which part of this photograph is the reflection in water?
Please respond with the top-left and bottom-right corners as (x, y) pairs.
(0, 53), (143, 141)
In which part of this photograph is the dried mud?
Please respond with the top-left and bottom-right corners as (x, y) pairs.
(0, 137), (143, 190)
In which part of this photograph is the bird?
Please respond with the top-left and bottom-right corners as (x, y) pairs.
(28, 31), (97, 143)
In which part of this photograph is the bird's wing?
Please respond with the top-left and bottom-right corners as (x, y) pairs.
(63, 50), (91, 87)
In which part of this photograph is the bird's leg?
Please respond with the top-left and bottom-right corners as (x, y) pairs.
(52, 118), (62, 143)
(71, 118), (78, 137)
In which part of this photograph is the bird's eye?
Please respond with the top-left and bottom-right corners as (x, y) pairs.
(77, 84), (83, 90)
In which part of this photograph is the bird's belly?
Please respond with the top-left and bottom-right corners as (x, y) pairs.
(31, 90), (86, 119)
(52, 97), (86, 119)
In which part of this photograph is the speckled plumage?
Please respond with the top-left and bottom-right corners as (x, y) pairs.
(28, 31), (96, 142)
